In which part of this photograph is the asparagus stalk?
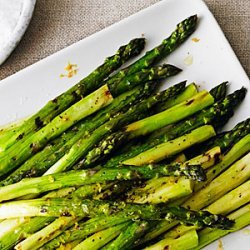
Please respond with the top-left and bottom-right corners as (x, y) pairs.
(164, 150), (250, 236)
(104, 88), (245, 168)
(209, 81), (228, 102)
(0, 181), (80, 249)
(155, 83), (198, 112)
(124, 125), (215, 165)
(135, 142), (242, 244)
(139, 221), (179, 246)
(0, 116), (27, 138)
(205, 180), (250, 215)
(202, 117), (250, 153)
(0, 183), (110, 250)
(83, 91), (215, 167)
(0, 163), (205, 201)
(0, 217), (55, 250)
(103, 221), (149, 250)
(121, 83), (197, 152)
(123, 154), (188, 204)
(71, 183), (113, 199)
(144, 229), (198, 250)
(127, 86), (242, 139)
(93, 181), (138, 201)
(104, 64), (181, 96)
(43, 187), (77, 198)
(106, 15), (198, 94)
(126, 177), (193, 204)
(0, 218), (25, 238)
(41, 215), (129, 250)
(1, 63), (182, 178)
(126, 82), (228, 138)
(0, 83), (155, 186)
(9, 185), (114, 246)
(137, 81), (230, 146)
(59, 240), (81, 249)
(85, 83), (233, 167)
(3, 143), (217, 206)
(0, 198), (233, 229)
(44, 82), (186, 174)
(186, 146), (221, 170)
(0, 38), (146, 152)
(0, 180), (80, 249)
(127, 147), (220, 203)
(73, 222), (131, 250)
(15, 217), (81, 250)
(171, 126), (250, 208)
(126, 147), (220, 204)
(145, 143), (227, 242)
(0, 15), (197, 160)
(125, 151), (187, 203)
(126, 90), (214, 137)
(192, 203), (250, 250)
(183, 152), (250, 210)
(163, 180), (250, 239)
(194, 133), (250, 192)
(0, 84), (114, 177)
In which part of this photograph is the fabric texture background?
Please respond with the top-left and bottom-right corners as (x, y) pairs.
(0, 0), (249, 80)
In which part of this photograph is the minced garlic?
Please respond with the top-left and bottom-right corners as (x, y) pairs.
(60, 62), (78, 78)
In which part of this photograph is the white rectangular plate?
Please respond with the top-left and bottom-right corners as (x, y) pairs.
(0, 0), (249, 248)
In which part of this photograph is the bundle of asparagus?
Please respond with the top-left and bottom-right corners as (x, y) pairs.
(0, 15), (249, 250)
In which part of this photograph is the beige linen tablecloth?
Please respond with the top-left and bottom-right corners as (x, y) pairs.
(0, 0), (249, 80)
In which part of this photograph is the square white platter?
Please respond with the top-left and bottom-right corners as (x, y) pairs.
(0, 0), (249, 249)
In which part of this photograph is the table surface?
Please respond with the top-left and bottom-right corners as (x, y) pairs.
(0, 0), (249, 80)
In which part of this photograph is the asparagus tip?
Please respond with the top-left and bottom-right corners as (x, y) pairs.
(179, 14), (198, 31)
(184, 165), (207, 182)
(162, 64), (182, 74)
(210, 81), (228, 101)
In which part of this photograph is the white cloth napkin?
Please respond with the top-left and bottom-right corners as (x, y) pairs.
(0, 0), (36, 65)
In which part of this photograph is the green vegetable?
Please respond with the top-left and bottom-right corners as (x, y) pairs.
(0, 83), (155, 186)
(106, 15), (198, 94)
(0, 38), (146, 152)
(103, 221), (149, 250)
(192, 204), (250, 250)
(73, 222), (130, 250)
(105, 88), (245, 168)
(44, 82), (186, 174)
(183, 152), (250, 210)
(123, 125), (215, 165)
(0, 198), (232, 229)
(41, 215), (129, 250)
(144, 229), (198, 250)
(0, 84), (114, 177)
(15, 217), (81, 250)
(0, 162), (205, 201)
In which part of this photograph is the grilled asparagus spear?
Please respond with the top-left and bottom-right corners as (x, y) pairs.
(0, 198), (233, 230)
(144, 229), (199, 250)
(106, 15), (198, 94)
(0, 64), (182, 178)
(102, 221), (149, 250)
(0, 38), (146, 152)
(82, 90), (216, 167)
(0, 82), (156, 186)
(0, 85), (114, 177)
(104, 88), (245, 168)
(72, 222), (131, 250)
(44, 82), (186, 175)
(0, 162), (205, 202)
(41, 215), (129, 250)
(192, 203), (250, 250)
